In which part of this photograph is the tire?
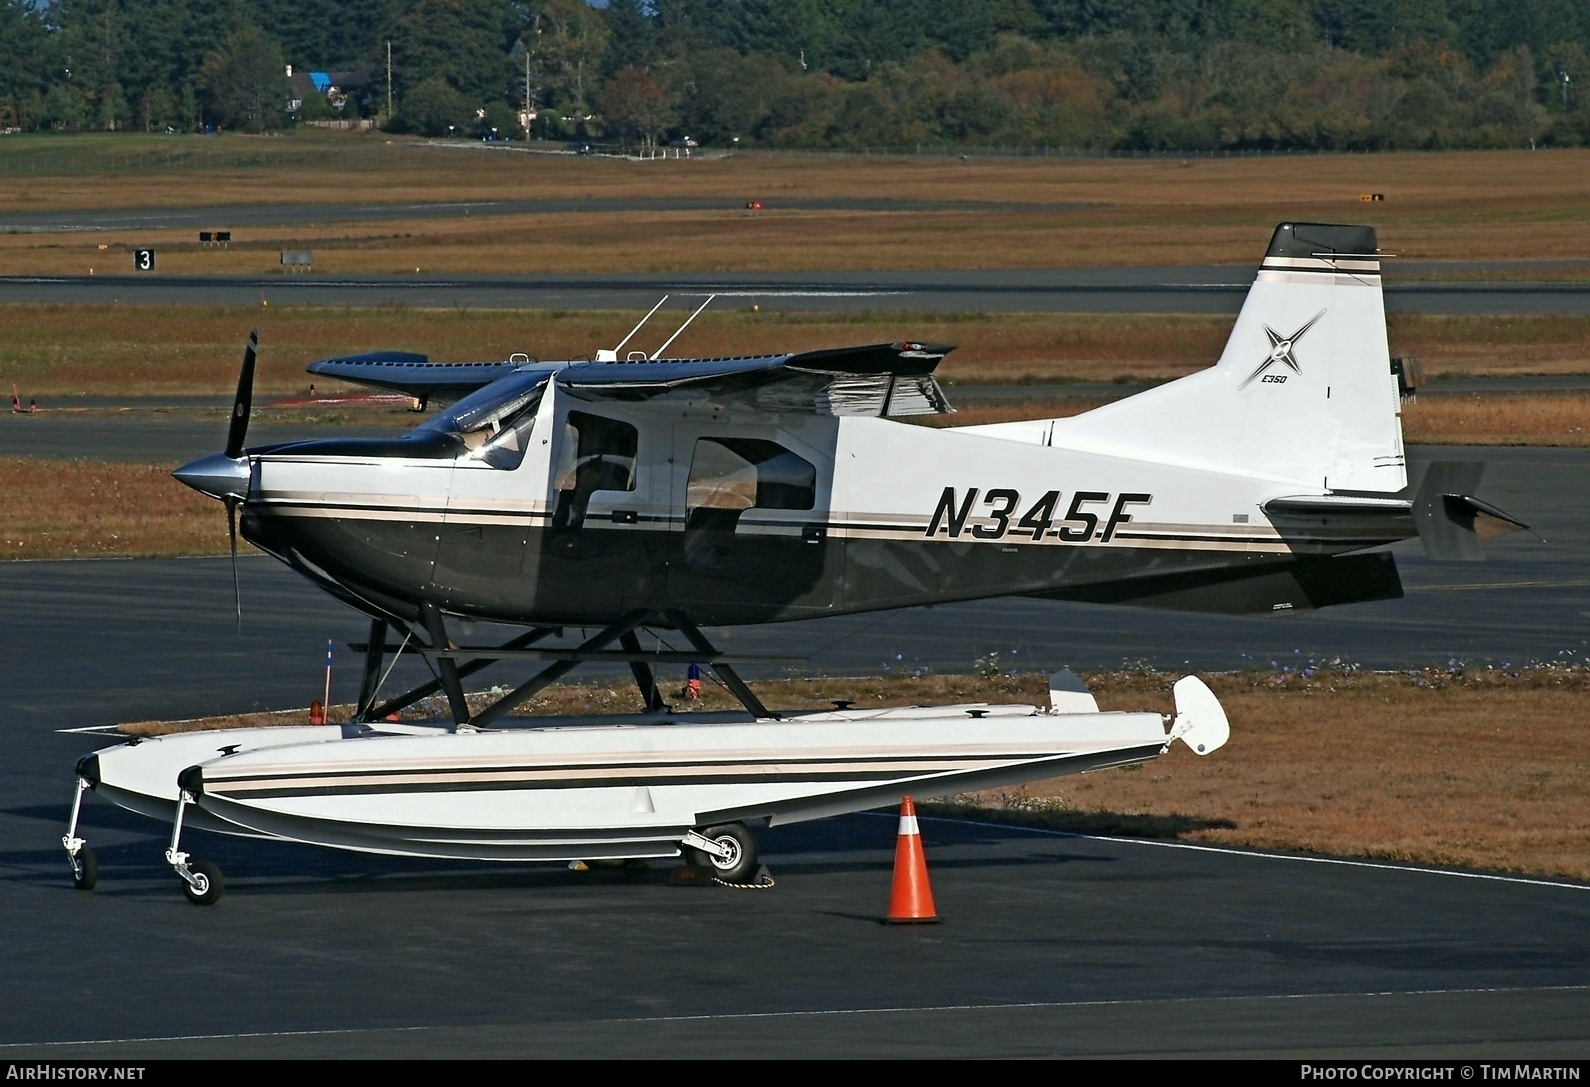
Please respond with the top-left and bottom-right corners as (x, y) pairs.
(181, 859), (224, 906)
(70, 846), (97, 891)
(686, 823), (758, 884)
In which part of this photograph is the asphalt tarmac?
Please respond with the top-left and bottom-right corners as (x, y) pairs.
(3, 266), (1588, 314)
(0, 444), (1584, 1057)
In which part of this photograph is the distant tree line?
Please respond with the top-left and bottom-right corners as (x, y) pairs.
(1, 0), (1587, 151)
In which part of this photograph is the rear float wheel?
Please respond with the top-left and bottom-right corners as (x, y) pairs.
(181, 859), (224, 906)
(685, 822), (759, 884)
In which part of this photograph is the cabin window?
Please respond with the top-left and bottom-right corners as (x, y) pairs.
(687, 438), (815, 513)
(552, 411), (638, 528)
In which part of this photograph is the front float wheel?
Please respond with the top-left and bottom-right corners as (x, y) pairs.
(70, 846), (98, 891)
(181, 859), (224, 906)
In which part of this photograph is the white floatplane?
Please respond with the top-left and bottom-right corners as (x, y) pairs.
(66, 674), (1229, 902)
(64, 220), (1525, 901)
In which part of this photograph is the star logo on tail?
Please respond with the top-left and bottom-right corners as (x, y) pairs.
(1240, 309), (1326, 388)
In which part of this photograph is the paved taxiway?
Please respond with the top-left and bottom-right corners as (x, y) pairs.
(0, 444), (1584, 1056)
(3, 266), (1588, 314)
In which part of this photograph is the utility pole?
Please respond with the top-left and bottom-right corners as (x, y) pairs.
(386, 41), (393, 120)
(524, 45), (532, 135)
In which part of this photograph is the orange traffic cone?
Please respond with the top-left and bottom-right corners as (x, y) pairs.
(309, 699), (326, 725)
(884, 795), (940, 924)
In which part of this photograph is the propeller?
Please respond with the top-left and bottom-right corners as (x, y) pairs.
(224, 329), (258, 630)
(225, 329), (259, 459)
(172, 330), (262, 630)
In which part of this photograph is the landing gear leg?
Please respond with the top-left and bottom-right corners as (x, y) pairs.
(166, 790), (223, 905)
(63, 776), (97, 891)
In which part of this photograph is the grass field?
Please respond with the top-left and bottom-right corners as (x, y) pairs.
(0, 459), (220, 559)
(3, 305), (1588, 399)
(2, 136), (1589, 273)
(931, 392), (1590, 445)
(118, 665), (1590, 882)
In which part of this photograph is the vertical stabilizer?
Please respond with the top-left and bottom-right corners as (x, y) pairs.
(1041, 223), (1406, 494)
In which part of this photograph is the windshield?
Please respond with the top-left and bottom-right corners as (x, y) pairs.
(416, 368), (556, 470)
(419, 368), (555, 437)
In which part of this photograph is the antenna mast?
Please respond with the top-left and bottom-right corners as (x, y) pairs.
(651, 295), (716, 360)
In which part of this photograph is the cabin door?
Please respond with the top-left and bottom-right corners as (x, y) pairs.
(665, 423), (836, 618)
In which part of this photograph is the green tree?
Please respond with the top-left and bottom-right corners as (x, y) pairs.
(395, 74), (473, 134)
(600, 65), (676, 153)
(528, 0), (610, 126)
(197, 26), (287, 130)
(0, 0), (49, 109)
(389, 0), (520, 108)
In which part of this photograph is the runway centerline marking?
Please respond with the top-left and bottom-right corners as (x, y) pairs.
(904, 812), (1590, 891)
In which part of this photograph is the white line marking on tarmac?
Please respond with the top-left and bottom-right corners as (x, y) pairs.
(903, 812), (1590, 891)
(5, 984), (1587, 1048)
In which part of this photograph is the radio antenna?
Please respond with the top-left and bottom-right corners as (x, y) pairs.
(651, 295), (716, 360)
(613, 296), (669, 355)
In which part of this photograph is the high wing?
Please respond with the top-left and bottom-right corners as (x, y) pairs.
(559, 341), (954, 416)
(305, 351), (526, 402)
(309, 341), (956, 417)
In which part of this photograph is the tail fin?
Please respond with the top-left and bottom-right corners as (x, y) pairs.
(1043, 223), (1406, 494)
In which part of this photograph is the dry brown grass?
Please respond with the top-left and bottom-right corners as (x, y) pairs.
(1401, 392), (1590, 445)
(3, 141), (1589, 271)
(118, 665), (1590, 881)
(0, 459), (225, 559)
(970, 667), (1590, 882)
(930, 391), (1590, 445)
(3, 305), (1586, 399)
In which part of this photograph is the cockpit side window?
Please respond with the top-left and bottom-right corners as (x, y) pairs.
(552, 411), (638, 529)
(473, 401), (538, 470)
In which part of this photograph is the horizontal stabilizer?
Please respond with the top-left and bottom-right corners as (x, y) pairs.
(1413, 462), (1530, 561)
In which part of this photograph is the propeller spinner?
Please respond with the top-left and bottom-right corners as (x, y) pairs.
(173, 329), (259, 628)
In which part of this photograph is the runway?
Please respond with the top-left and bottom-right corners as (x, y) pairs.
(0, 444), (1584, 1057)
(3, 266), (1587, 314)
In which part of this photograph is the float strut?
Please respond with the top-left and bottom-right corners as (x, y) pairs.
(354, 618), (389, 719)
(619, 629), (666, 713)
(420, 603), (472, 726)
(62, 776), (89, 866)
(666, 611), (775, 720)
(165, 790), (203, 892)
